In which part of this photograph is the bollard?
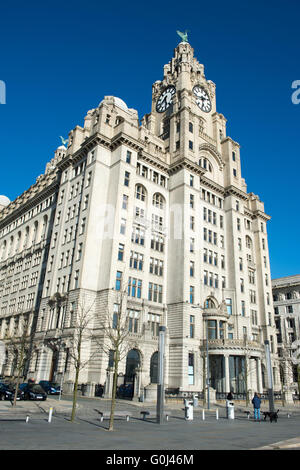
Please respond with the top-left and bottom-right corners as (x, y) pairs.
(202, 409), (205, 420)
(48, 407), (53, 423)
(216, 409), (219, 420)
(26, 415), (30, 423)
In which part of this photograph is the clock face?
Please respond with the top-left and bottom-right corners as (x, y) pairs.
(193, 86), (212, 113)
(156, 86), (176, 113)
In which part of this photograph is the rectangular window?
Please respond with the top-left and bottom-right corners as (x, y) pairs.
(189, 140), (193, 150)
(126, 150), (132, 164)
(115, 271), (122, 291)
(124, 171), (130, 187)
(190, 286), (194, 304)
(148, 283), (163, 303)
(74, 270), (79, 289)
(188, 353), (194, 385)
(190, 174), (194, 187)
(190, 315), (195, 338)
(132, 227), (145, 246)
(226, 298), (232, 315)
(208, 320), (217, 340)
(128, 277), (142, 298)
(118, 243), (124, 261)
(190, 261), (194, 277)
(120, 218), (126, 235)
(241, 300), (245, 317)
(122, 194), (128, 210)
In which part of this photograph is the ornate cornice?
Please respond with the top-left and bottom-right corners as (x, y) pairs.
(168, 157), (206, 177)
(225, 185), (248, 201)
(253, 209), (271, 222)
(0, 174), (58, 229)
(200, 175), (225, 196)
(138, 150), (169, 173)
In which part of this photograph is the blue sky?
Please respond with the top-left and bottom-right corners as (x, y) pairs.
(0, 0), (299, 279)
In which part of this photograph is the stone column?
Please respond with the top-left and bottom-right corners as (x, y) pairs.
(283, 389), (294, 405)
(84, 382), (96, 397)
(132, 367), (142, 401)
(257, 358), (263, 393)
(104, 367), (114, 398)
(224, 354), (230, 393)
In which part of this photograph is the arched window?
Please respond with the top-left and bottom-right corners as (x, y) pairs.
(152, 193), (165, 209)
(150, 352), (159, 384)
(199, 158), (212, 172)
(135, 184), (146, 202)
(8, 236), (14, 256)
(246, 235), (252, 249)
(204, 297), (216, 309)
(1, 240), (7, 260)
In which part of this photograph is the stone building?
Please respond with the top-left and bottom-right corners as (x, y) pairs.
(272, 275), (300, 395)
(0, 39), (280, 399)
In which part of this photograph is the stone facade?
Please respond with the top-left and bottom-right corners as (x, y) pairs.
(272, 275), (300, 395)
(0, 40), (280, 398)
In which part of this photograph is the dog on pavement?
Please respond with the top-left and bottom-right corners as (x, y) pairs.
(263, 409), (279, 423)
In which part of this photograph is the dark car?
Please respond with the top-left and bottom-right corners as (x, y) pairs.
(0, 383), (24, 401)
(116, 383), (133, 399)
(39, 381), (61, 395)
(21, 383), (47, 401)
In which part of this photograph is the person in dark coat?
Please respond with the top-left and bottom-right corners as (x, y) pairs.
(226, 391), (233, 400)
(252, 393), (261, 420)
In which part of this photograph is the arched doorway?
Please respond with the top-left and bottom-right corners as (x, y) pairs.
(150, 352), (159, 384)
(125, 349), (140, 385)
(49, 350), (58, 382)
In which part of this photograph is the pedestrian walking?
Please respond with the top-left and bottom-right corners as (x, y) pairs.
(252, 392), (261, 421)
(226, 391), (233, 400)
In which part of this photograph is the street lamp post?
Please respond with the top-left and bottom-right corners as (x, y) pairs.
(206, 318), (210, 410)
(156, 326), (166, 424)
(264, 340), (275, 413)
(192, 306), (210, 409)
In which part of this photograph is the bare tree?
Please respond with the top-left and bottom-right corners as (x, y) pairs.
(67, 294), (96, 422)
(97, 286), (131, 432)
(4, 313), (32, 406)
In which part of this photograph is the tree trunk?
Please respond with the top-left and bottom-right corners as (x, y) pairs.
(71, 365), (80, 422)
(12, 373), (21, 407)
(108, 358), (119, 432)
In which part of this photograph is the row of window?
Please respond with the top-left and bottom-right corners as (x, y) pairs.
(112, 305), (161, 336)
(115, 272), (163, 303)
(1, 293), (35, 315)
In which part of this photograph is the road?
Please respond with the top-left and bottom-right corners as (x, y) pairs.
(0, 395), (300, 452)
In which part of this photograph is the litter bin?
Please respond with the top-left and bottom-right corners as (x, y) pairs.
(193, 394), (198, 408)
(226, 400), (234, 419)
(184, 399), (194, 420)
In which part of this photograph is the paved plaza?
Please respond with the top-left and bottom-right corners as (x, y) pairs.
(0, 395), (300, 452)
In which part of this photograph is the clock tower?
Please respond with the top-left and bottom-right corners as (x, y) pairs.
(146, 41), (229, 164)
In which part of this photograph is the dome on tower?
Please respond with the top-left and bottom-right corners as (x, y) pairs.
(0, 195), (10, 207)
(99, 96), (129, 112)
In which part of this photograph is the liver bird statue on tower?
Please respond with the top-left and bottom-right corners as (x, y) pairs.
(176, 30), (189, 43)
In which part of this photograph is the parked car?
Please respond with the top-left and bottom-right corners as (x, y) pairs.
(39, 381), (61, 395)
(116, 383), (133, 399)
(21, 383), (47, 401)
(0, 383), (24, 401)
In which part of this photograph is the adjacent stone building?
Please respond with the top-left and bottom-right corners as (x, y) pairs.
(0, 39), (280, 399)
(272, 275), (300, 395)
